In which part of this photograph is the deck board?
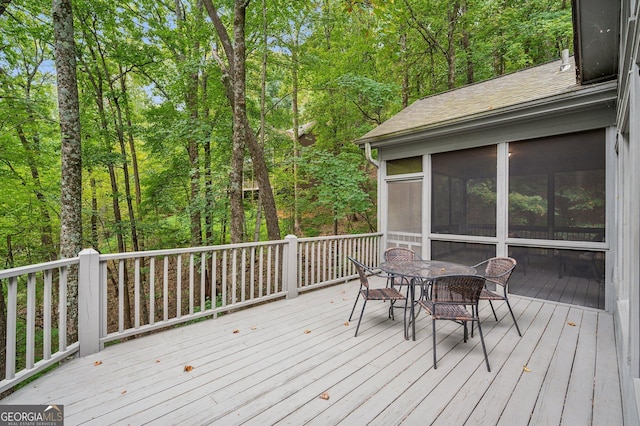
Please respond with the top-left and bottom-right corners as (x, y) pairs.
(1, 279), (622, 425)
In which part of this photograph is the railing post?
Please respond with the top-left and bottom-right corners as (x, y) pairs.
(284, 235), (299, 299)
(78, 248), (101, 356)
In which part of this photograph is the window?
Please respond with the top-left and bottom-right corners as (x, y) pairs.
(431, 146), (497, 237)
(386, 156), (422, 175)
(509, 130), (605, 241)
(387, 180), (422, 233)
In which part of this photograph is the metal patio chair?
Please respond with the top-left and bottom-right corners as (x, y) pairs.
(347, 257), (406, 337)
(383, 247), (423, 317)
(418, 274), (490, 371)
(473, 257), (521, 336)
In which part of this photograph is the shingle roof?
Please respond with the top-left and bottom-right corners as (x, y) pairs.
(357, 56), (582, 143)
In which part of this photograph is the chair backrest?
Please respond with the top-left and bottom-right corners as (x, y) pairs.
(384, 247), (418, 261)
(431, 275), (486, 305)
(482, 257), (517, 287)
(348, 257), (370, 289)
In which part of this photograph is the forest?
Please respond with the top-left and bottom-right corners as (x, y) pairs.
(0, 0), (573, 269)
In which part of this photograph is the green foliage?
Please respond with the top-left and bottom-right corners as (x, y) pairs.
(299, 148), (371, 230)
(0, 0), (575, 266)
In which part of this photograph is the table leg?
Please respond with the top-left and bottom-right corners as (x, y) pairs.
(411, 278), (416, 340)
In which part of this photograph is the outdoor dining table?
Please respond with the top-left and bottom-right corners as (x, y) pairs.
(379, 259), (477, 340)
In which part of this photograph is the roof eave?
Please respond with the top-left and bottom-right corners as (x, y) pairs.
(355, 81), (617, 149)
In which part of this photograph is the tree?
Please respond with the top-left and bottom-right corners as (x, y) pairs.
(53, 0), (82, 340)
(203, 0), (281, 243)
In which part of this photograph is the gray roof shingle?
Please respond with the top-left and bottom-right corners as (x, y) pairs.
(357, 57), (582, 143)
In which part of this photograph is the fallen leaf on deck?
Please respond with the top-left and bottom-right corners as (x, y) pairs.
(250, 327), (257, 330)
(233, 329), (240, 334)
(94, 361), (102, 366)
(344, 322), (349, 326)
(304, 329), (312, 334)
(184, 365), (193, 372)
(567, 322), (576, 326)
(523, 366), (531, 372)
(156, 360), (161, 363)
(121, 390), (127, 394)
(319, 392), (330, 400)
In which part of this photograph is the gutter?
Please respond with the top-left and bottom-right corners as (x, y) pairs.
(364, 142), (379, 168)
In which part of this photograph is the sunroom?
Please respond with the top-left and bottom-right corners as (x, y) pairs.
(356, 54), (617, 311)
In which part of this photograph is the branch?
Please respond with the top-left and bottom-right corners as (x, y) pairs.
(0, 0), (11, 17)
(401, 0), (446, 56)
(201, 0), (235, 72)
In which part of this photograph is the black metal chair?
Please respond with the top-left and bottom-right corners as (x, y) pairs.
(418, 275), (490, 371)
(473, 257), (521, 336)
(383, 247), (420, 287)
(347, 257), (406, 337)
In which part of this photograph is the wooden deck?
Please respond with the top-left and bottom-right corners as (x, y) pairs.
(2, 278), (623, 425)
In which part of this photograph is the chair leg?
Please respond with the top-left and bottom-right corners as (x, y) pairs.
(505, 298), (522, 336)
(348, 292), (361, 322)
(488, 299), (498, 321)
(476, 318), (491, 372)
(432, 318), (437, 369)
(354, 299), (367, 337)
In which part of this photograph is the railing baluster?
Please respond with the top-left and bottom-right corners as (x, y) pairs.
(267, 246), (272, 295)
(275, 244), (280, 293)
(6, 277), (17, 380)
(259, 246), (264, 298)
(241, 248), (246, 302)
(43, 270), (52, 360)
(200, 253), (206, 312)
(176, 254), (182, 318)
(101, 261), (108, 339)
(149, 257), (155, 326)
(59, 266), (67, 351)
(163, 256), (169, 322)
(250, 247), (255, 300)
(119, 260), (124, 333)
(189, 254), (194, 315)
(222, 251), (227, 306)
(135, 258), (140, 329)
(26, 272), (36, 369)
(212, 251), (217, 314)
(232, 249), (237, 304)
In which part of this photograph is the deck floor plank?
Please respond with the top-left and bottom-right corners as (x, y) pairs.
(496, 304), (571, 426)
(1, 280), (622, 426)
(560, 309), (598, 425)
(529, 307), (585, 425)
(592, 311), (624, 425)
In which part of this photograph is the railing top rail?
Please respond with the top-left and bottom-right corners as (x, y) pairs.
(98, 240), (289, 261)
(0, 257), (79, 280)
(296, 232), (382, 243)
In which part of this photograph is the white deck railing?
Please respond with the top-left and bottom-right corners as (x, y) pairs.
(0, 232), (381, 393)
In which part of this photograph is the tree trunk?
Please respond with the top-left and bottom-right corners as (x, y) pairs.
(53, 0), (82, 343)
(203, 0), (281, 243)
(291, 29), (301, 235)
(461, 2), (474, 84)
(400, 32), (409, 109)
(120, 72), (143, 224)
(446, 1), (460, 89)
(229, 1), (248, 243)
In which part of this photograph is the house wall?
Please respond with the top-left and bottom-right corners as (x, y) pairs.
(615, 1), (640, 424)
